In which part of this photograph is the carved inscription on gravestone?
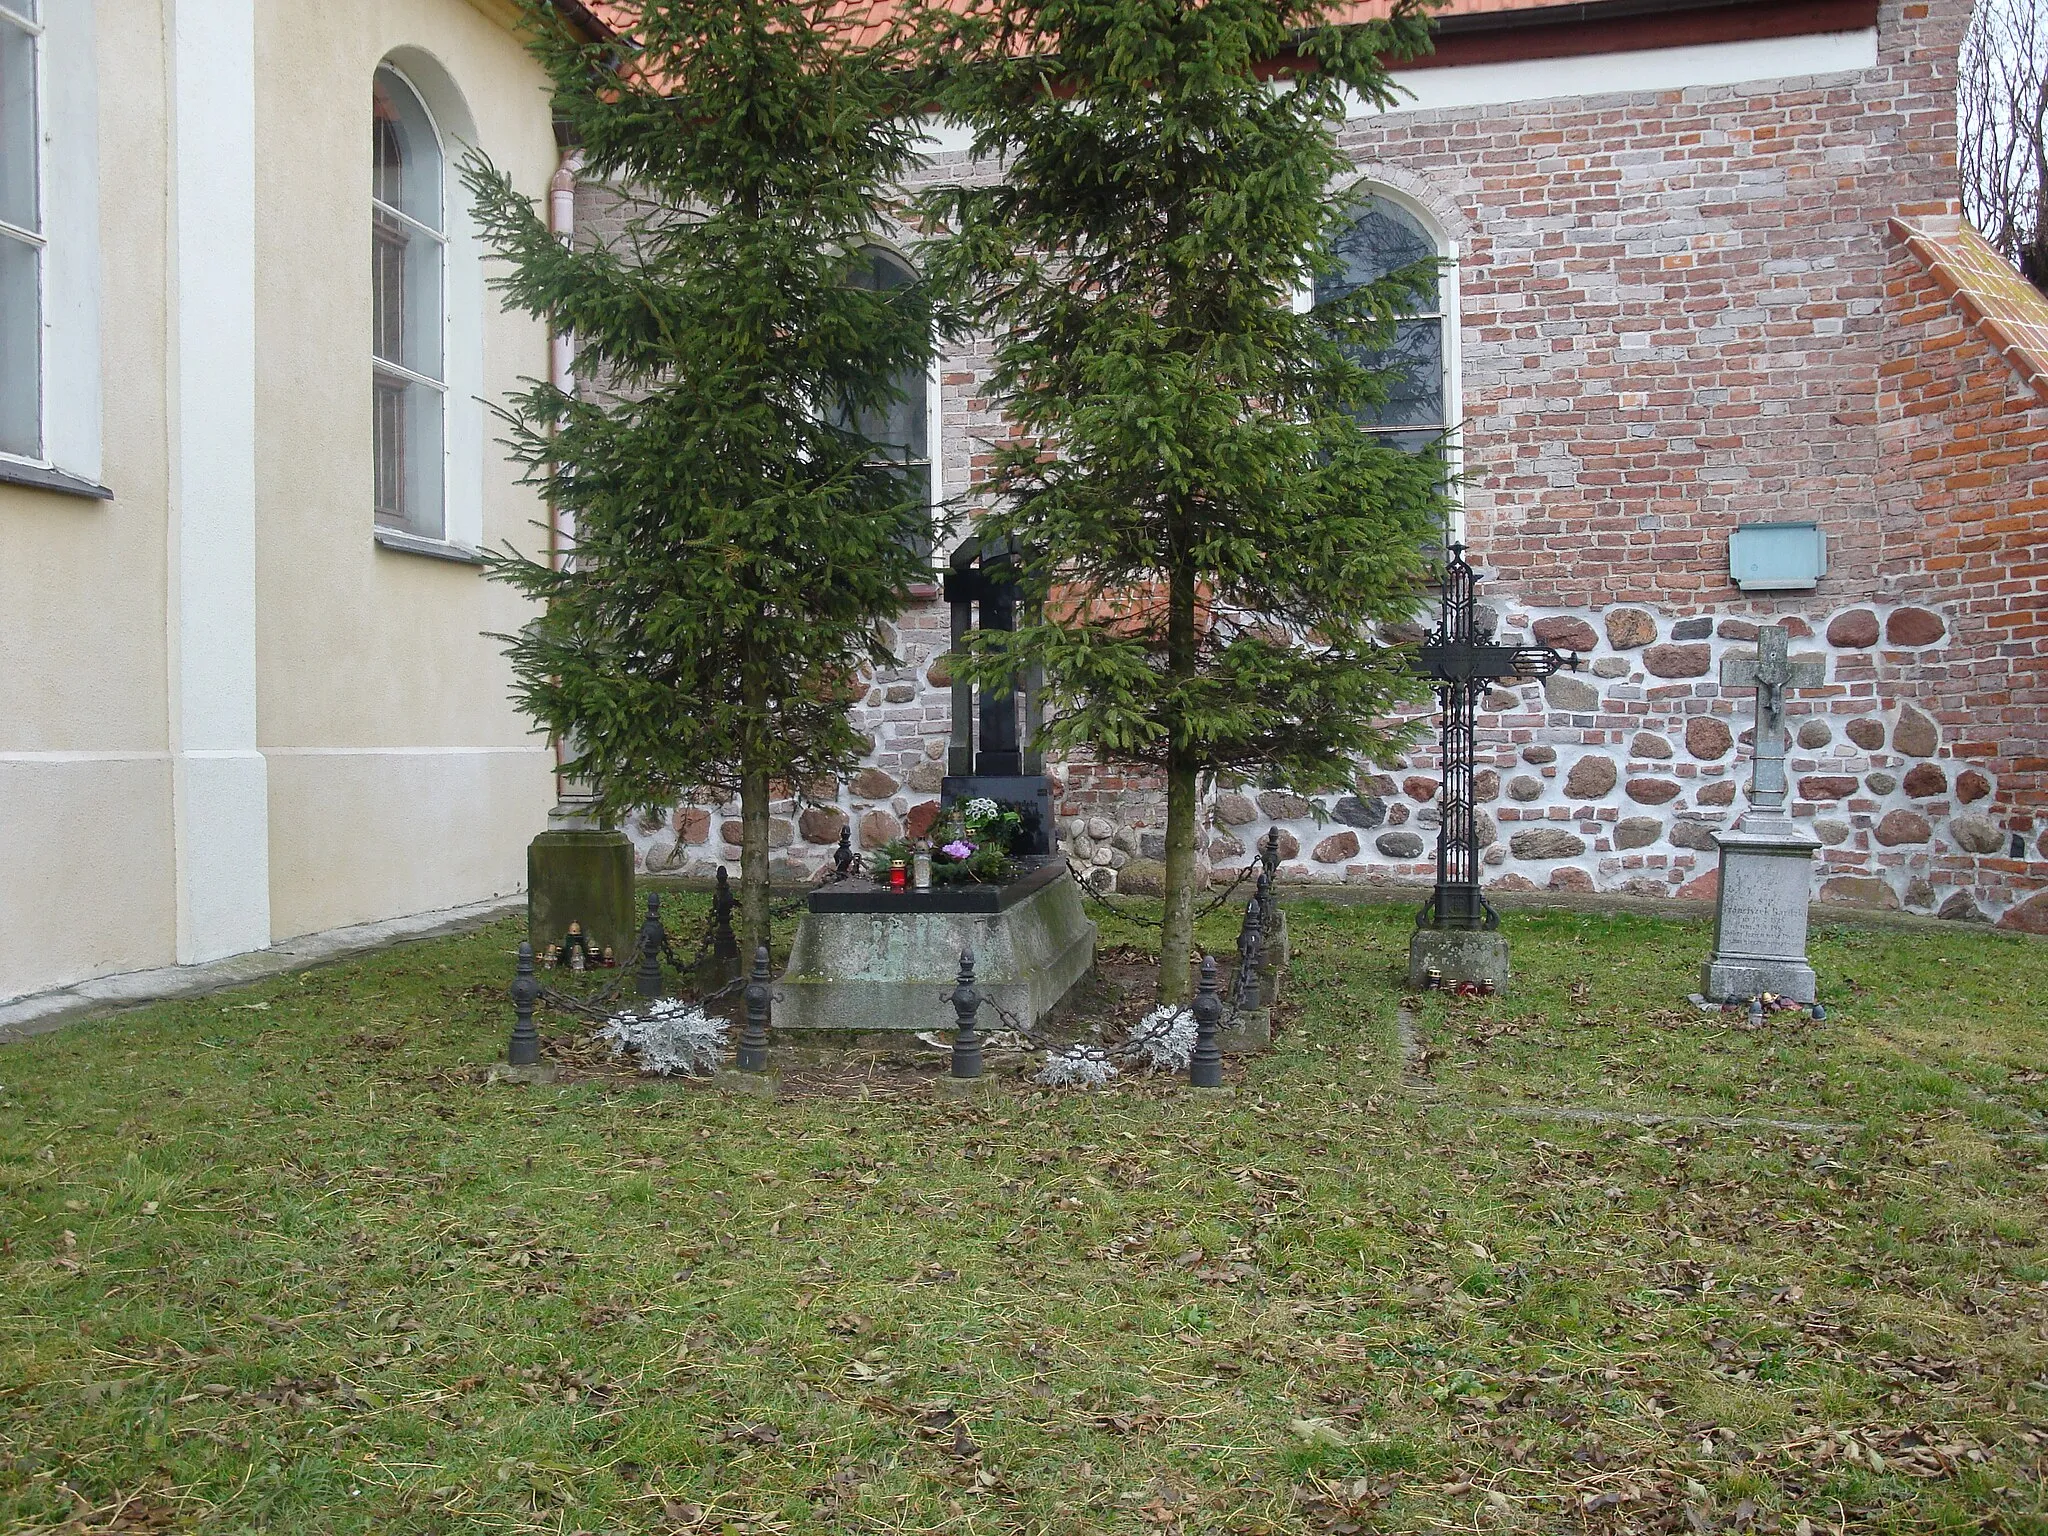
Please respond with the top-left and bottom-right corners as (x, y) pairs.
(1712, 851), (1812, 958)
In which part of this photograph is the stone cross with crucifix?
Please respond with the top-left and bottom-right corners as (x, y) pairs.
(1700, 621), (1827, 1006)
(1718, 624), (1828, 829)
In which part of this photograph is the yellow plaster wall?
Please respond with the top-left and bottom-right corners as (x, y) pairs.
(253, 0), (557, 941)
(0, 4), (177, 1001)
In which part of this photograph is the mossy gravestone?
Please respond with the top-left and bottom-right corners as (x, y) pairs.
(528, 825), (635, 965)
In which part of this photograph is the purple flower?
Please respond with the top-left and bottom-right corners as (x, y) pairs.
(942, 840), (974, 860)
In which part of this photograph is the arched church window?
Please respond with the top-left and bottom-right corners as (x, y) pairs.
(1315, 194), (1448, 455)
(372, 63), (446, 539)
(843, 245), (932, 559)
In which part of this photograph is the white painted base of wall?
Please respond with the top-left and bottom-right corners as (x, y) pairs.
(0, 743), (548, 1003)
(173, 747), (272, 965)
(0, 754), (177, 1002)
(264, 743), (550, 942)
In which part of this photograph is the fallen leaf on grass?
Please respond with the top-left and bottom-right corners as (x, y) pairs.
(1289, 1418), (1351, 1449)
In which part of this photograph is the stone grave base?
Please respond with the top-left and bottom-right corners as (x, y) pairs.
(776, 863), (1096, 1035)
(1700, 955), (1818, 1007)
(1701, 824), (1820, 1005)
(485, 1062), (560, 1087)
(1408, 927), (1510, 992)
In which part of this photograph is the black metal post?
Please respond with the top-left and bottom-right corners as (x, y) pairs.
(1234, 893), (1265, 1010)
(950, 949), (983, 1080)
(635, 892), (665, 1000)
(508, 941), (541, 1067)
(833, 825), (855, 881)
(1260, 825), (1282, 885)
(1189, 955), (1224, 1088)
(737, 945), (772, 1073)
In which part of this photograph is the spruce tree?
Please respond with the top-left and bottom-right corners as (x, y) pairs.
(466, 0), (948, 957)
(922, 0), (1454, 1001)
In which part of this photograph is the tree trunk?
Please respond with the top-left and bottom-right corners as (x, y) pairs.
(1159, 748), (1199, 1004)
(739, 765), (771, 964)
(739, 669), (772, 963)
(1157, 561), (1199, 1004)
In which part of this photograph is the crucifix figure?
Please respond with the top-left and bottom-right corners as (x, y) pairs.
(1700, 621), (1827, 1006)
(1415, 544), (1580, 934)
(1717, 625), (1827, 829)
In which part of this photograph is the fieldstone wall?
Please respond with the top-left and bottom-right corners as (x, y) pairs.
(621, 591), (2041, 928)
(1196, 598), (2042, 926)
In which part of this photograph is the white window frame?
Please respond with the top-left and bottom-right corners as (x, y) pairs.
(371, 49), (484, 563)
(924, 344), (944, 580)
(372, 61), (449, 548)
(1307, 177), (1464, 541)
(0, 0), (105, 500)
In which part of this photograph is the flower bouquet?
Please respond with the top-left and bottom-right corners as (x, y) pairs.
(870, 796), (1024, 886)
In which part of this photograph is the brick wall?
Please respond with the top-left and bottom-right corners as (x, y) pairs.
(1866, 233), (2048, 929)
(1341, 0), (1963, 610)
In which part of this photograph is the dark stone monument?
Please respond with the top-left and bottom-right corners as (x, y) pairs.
(775, 535), (1094, 1034)
(1409, 544), (1579, 991)
(939, 533), (1052, 854)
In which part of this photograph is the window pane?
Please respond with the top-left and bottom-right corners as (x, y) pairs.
(1373, 428), (1441, 456)
(372, 205), (442, 381)
(849, 247), (913, 294)
(0, 230), (37, 456)
(1318, 196), (1436, 309)
(0, 2), (36, 23)
(374, 368), (444, 539)
(1354, 318), (1444, 431)
(840, 246), (928, 489)
(372, 67), (441, 232)
(0, 16), (36, 233)
(854, 365), (926, 463)
(884, 462), (933, 562)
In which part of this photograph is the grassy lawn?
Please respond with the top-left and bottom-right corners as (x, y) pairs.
(2, 894), (2044, 1535)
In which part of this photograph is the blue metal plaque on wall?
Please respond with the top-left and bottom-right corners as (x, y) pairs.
(1729, 522), (1826, 591)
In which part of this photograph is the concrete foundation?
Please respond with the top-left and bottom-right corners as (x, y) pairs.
(1217, 908), (1288, 1053)
(528, 828), (637, 962)
(1217, 1009), (1271, 1054)
(777, 864), (1096, 1034)
(1407, 926), (1511, 992)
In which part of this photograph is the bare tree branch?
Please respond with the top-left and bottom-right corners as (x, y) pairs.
(1958, 0), (2048, 291)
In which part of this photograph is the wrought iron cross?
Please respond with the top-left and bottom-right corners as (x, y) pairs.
(1717, 624), (1826, 820)
(1415, 545), (1579, 932)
